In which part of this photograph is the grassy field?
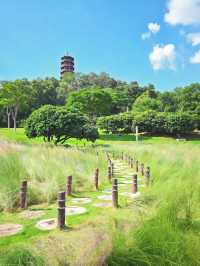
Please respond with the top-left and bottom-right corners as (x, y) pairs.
(0, 128), (200, 265)
(1, 127), (200, 145)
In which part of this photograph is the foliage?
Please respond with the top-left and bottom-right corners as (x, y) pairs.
(97, 111), (199, 135)
(66, 88), (113, 119)
(132, 95), (161, 112)
(25, 105), (99, 143)
(0, 74), (199, 134)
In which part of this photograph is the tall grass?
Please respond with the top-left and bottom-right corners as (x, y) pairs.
(1, 141), (200, 265)
(0, 142), (107, 210)
(107, 143), (200, 265)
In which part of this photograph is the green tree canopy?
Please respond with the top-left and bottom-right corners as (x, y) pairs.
(66, 88), (113, 119)
(132, 92), (161, 112)
(25, 105), (99, 144)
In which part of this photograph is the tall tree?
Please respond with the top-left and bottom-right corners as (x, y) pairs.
(66, 88), (113, 119)
(0, 80), (30, 131)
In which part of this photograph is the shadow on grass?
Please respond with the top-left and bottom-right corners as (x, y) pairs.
(100, 133), (200, 142)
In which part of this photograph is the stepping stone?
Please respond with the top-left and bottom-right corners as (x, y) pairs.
(0, 223), (23, 237)
(120, 192), (141, 198)
(19, 210), (45, 219)
(70, 198), (92, 204)
(97, 195), (112, 201)
(93, 202), (112, 208)
(36, 218), (57, 230)
(66, 206), (87, 215)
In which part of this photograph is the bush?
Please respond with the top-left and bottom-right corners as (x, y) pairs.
(97, 111), (198, 135)
(97, 112), (134, 133)
(25, 105), (99, 144)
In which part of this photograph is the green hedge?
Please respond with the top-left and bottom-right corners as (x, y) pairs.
(97, 111), (199, 135)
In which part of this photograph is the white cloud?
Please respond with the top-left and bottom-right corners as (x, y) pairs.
(165, 0), (200, 25)
(141, 32), (151, 40)
(148, 23), (160, 34)
(141, 22), (160, 40)
(187, 32), (200, 46)
(190, 50), (200, 64)
(149, 44), (176, 70)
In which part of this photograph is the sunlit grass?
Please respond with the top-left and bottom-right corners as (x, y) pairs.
(0, 133), (200, 265)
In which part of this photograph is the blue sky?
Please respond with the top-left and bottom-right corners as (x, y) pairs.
(0, 0), (200, 90)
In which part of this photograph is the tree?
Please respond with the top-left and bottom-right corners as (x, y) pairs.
(132, 92), (161, 112)
(158, 91), (177, 112)
(25, 105), (99, 144)
(66, 88), (113, 119)
(175, 83), (200, 113)
(0, 80), (30, 131)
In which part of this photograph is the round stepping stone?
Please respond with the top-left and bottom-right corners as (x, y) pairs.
(97, 195), (112, 201)
(93, 202), (112, 208)
(0, 223), (23, 237)
(70, 198), (92, 204)
(19, 210), (45, 219)
(120, 192), (141, 198)
(36, 218), (57, 230)
(66, 206), (87, 215)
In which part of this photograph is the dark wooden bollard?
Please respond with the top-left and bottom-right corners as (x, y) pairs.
(135, 160), (139, 172)
(112, 179), (118, 208)
(121, 152), (124, 160)
(57, 191), (66, 230)
(130, 158), (134, 168)
(140, 163), (144, 176)
(66, 176), (72, 196)
(145, 166), (151, 186)
(94, 168), (99, 190)
(108, 166), (112, 182)
(111, 162), (114, 177)
(20, 180), (28, 209)
(132, 174), (138, 194)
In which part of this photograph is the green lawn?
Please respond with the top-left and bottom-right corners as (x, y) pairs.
(0, 128), (199, 145)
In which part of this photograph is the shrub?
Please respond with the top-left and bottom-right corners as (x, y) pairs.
(25, 105), (99, 144)
(97, 111), (198, 135)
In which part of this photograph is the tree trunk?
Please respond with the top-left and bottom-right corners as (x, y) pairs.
(6, 107), (11, 129)
(11, 106), (18, 132)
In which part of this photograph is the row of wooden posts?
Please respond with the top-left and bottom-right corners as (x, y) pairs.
(19, 151), (151, 230)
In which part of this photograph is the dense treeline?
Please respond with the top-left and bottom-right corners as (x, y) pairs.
(0, 72), (199, 137)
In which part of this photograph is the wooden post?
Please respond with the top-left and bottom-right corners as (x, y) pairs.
(121, 152), (124, 160)
(130, 158), (134, 168)
(66, 176), (72, 196)
(132, 174), (138, 194)
(112, 179), (118, 208)
(20, 180), (28, 209)
(145, 166), (150, 186)
(108, 166), (112, 182)
(140, 163), (144, 176)
(57, 191), (65, 230)
(135, 160), (139, 172)
(111, 162), (114, 177)
(94, 168), (99, 190)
